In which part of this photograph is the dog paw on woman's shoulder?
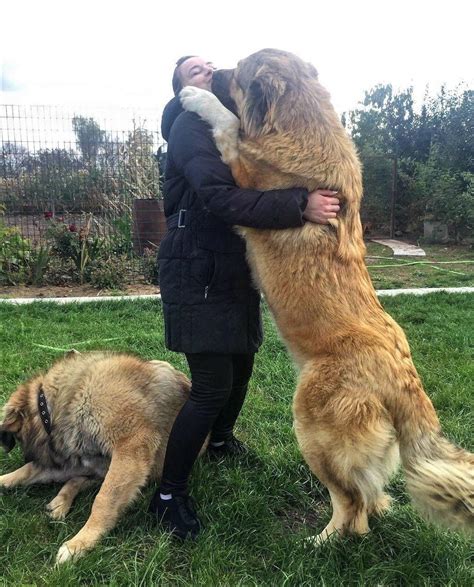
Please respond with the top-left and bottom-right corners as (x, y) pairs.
(180, 85), (217, 112)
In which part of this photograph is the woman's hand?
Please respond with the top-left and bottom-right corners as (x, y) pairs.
(303, 189), (340, 224)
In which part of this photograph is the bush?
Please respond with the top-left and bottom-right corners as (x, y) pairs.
(86, 255), (128, 289)
(109, 214), (133, 255)
(43, 257), (76, 286)
(0, 217), (32, 285)
(46, 217), (106, 283)
(27, 245), (50, 286)
(411, 156), (474, 240)
(429, 172), (474, 240)
(142, 247), (159, 285)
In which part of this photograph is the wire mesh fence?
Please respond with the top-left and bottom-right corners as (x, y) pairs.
(360, 155), (397, 237)
(1, 104), (166, 288)
(1, 104), (398, 289)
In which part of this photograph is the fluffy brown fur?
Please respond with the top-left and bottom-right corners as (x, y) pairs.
(180, 48), (474, 542)
(0, 350), (190, 563)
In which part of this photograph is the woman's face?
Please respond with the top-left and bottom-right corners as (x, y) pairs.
(178, 57), (215, 91)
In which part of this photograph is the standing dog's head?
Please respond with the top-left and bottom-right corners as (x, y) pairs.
(212, 48), (322, 138)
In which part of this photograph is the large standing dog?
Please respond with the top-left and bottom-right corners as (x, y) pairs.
(0, 351), (190, 563)
(180, 48), (474, 542)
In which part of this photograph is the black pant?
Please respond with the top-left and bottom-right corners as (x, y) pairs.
(157, 352), (255, 496)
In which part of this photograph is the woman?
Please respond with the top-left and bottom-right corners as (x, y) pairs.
(149, 56), (340, 539)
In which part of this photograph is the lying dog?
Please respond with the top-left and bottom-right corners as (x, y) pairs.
(180, 48), (474, 542)
(0, 350), (190, 563)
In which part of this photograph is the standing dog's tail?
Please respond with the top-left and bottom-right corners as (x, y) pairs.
(394, 380), (474, 534)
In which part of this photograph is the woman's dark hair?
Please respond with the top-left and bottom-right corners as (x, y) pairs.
(172, 55), (197, 95)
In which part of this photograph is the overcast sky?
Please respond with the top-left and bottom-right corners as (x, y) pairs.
(1, 0), (473, 133)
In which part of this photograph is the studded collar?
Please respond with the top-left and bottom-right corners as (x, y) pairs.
(37, 386), (52, 435)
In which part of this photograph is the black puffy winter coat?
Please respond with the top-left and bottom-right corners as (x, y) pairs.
(158, 97), (309, 354)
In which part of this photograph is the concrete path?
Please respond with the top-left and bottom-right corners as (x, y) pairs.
(1, 288), (473, 305)
(371, 239), (426, 256)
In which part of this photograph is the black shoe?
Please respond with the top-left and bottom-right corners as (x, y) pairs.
(148, 493), (202, 540)
(207, 436), (249, 459)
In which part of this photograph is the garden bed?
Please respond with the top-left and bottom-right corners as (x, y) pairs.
(0, 282), (159, 299)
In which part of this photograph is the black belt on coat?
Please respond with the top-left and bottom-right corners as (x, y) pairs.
(166, 209), (223, 231)
(166, 209), (192, 229)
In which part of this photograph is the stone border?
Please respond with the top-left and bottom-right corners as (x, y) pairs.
(0, 287), (473, 305)
(374, 287), (473, 296)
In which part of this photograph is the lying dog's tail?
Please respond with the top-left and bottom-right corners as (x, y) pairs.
(394, 380), (474, 535)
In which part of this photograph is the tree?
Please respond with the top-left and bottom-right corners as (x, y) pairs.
(346, 84), (415, 158)
(423, 86), (473, 173)
(0, 142), (35, 177)
(120, 123), (160, 200)
(72, 116), (106, 168)
(344, 83), (473, 236)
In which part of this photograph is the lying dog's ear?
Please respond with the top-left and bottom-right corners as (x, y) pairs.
(65, 349), (81, 357)
(242, 67), (287, 137)
(2, 403), (24, 433)
(1, 385), (28, 434)
(0, 428), (16, 452)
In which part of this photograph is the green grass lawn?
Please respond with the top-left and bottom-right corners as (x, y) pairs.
(366, 242), (474, 290)
(0, 296), (473, 586)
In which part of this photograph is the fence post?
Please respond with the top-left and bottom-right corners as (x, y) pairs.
(390, 157), (397, 239)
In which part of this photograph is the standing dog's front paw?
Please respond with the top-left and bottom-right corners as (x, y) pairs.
(55, 540), (86, 565)
(179, 86), (239, 134)
(180, 86), (219, 116)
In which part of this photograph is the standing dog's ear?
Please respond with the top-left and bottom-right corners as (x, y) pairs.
(242, 67), (287, 137)
(212, 69), (239, 116)
(0, 427), (16, 452)
(306, 62), (319, 80)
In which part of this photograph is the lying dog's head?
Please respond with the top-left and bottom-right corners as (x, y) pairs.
(0, 427), (16, 452)
(1, 353), (81, 461)
(212, 48), (320, 138)
(0, 381), (50, 463)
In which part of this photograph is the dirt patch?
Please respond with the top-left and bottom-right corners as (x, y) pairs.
(0, 283), (160, 299)
(276, 502), (327, 532)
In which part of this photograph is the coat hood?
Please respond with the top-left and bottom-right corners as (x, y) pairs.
(161, 97), (184, 142)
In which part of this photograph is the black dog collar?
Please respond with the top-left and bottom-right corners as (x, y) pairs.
(37, 386), (52, 435)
